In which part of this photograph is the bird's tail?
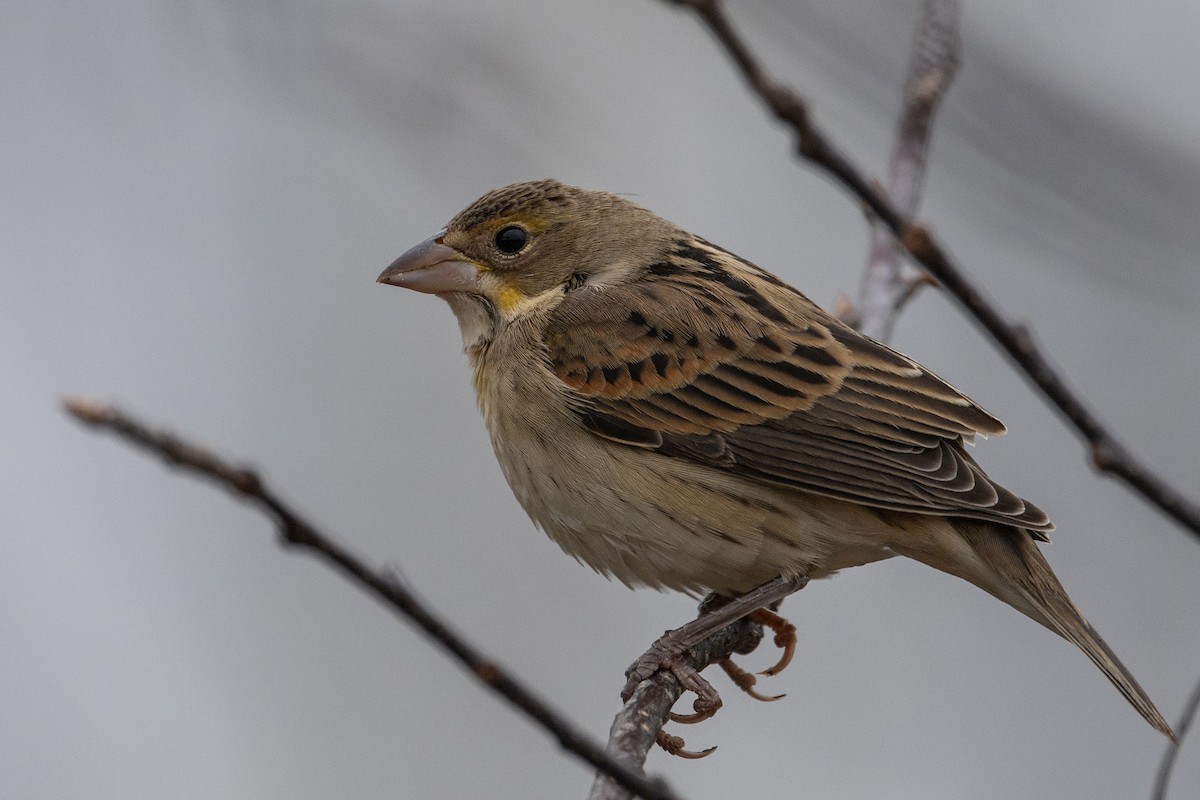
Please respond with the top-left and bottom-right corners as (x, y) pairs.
(895, 520), (1176, 741)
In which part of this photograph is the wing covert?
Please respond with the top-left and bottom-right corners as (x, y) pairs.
(542, 242), (1049, 532)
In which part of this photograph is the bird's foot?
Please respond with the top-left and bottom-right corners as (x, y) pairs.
(620, 574), (807, 758)
(622, 626), (724, 712)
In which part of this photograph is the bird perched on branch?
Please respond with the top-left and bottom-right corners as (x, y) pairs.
(377, 178), (1173, 740)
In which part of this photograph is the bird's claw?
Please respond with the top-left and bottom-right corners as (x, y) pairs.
(655, 731), (716, 759)
(718, 657), (785, 702)
(748, 607), (797, 676)
(668, 689), (722, 724)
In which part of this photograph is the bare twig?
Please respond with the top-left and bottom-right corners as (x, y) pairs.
(662, 0), (1200, 543)
(855, 0), (959, 342)
(588, 615), (765, 800)
(1153, 673), (1200, 800)
(63, 397), (686, 800)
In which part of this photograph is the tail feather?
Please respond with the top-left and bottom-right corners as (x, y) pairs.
(893, 518), (1176, 740)
(958, 523), (1176, 741)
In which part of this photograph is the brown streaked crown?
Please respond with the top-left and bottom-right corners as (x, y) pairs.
(447, 179), (582, 233)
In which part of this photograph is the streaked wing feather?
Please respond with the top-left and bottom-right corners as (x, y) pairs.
(543, 238), (1051, 533)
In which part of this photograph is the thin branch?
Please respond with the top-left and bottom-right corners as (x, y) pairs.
(854, 0), (959, 342)
(63, 397), (686, 800)
(588, 615), (765, 800)
(662, 0), (1200, 543)
(1153, 673), (1200, 800)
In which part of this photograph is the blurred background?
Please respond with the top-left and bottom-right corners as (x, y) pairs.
(3, 1), (1198, 797)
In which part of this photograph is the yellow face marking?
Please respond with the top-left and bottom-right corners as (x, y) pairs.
(490, 281), (564, 321)
(497, 285), (525, 314)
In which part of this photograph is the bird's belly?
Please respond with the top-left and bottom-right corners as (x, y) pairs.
(488, 410), (894, 595)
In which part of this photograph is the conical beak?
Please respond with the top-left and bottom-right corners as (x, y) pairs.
(377, 231), (482, 294)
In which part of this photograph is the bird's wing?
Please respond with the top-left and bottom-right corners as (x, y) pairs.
(542, 238), (1051, 533)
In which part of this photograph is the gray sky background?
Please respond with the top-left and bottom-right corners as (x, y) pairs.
(3, 1), (1199, 798)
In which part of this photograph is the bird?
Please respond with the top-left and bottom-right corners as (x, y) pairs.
(377, 178), (1173, 740)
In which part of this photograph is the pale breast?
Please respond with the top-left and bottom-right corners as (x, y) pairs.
(469, 326), (895, 595)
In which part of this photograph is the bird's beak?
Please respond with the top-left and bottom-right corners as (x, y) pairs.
(377, 231), (481, 294)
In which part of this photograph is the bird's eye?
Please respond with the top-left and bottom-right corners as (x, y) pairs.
(494, 225), (528, 255)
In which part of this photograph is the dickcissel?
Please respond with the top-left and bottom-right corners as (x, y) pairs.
(378, 179), (1172, 739)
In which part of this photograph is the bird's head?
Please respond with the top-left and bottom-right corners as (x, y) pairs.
(378, 179), (674, 347)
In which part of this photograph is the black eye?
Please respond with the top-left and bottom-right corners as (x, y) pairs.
(494, 225), (528, 254)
